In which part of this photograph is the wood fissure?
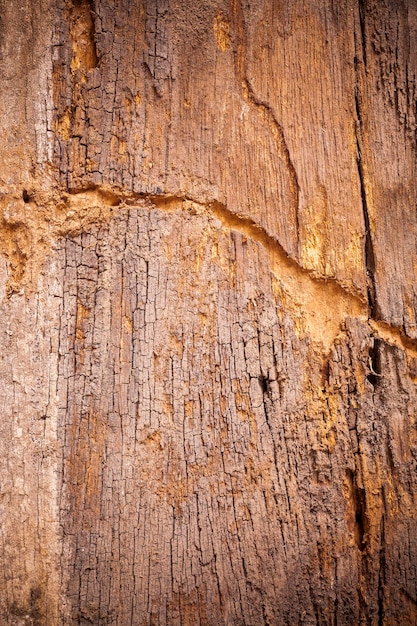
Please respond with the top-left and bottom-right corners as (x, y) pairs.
(358, 0), (367, 68)
(230, 0), (300, 243)
(144, 0), (171, 97)
(354, 7), (378, 320)
(2, 185), (417, 361)
(378, 514), (386, 626)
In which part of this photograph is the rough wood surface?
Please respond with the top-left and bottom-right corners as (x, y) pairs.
(0, 1), (416, 624)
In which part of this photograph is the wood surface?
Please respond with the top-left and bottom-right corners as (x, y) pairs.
(0, 0), (416, 624)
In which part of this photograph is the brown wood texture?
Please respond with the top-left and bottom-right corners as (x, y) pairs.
(0, 0), (416, 624)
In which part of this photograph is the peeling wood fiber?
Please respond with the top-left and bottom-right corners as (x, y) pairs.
(0, 1), (417, 625)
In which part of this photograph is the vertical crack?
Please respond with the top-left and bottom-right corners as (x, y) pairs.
(367, 338), (383, 387)
(358, 0), (367, 67)
(144, 0), (170, 97)
(378, 513), (385, 626)
(354, 2), (378, 319)
(355, 96), (376, 317)
(346, 469), (367, 552)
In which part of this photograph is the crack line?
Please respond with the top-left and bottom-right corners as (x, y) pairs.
(229, 0), (300, 244)
(1, 185), (417, 359)
(354, 2), (378, 319)
(63, 187), (417, 356)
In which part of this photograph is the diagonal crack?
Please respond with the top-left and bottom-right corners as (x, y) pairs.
(229, 0), (300, 244)
(1, 184), (417, 360)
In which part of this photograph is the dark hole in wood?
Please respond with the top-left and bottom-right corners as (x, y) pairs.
(258, 375), (268, 394)
(354, 485), (367, 551)
(367, 338), (382, 387)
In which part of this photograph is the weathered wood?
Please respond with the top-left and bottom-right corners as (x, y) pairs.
(0, 1), (416, 624)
